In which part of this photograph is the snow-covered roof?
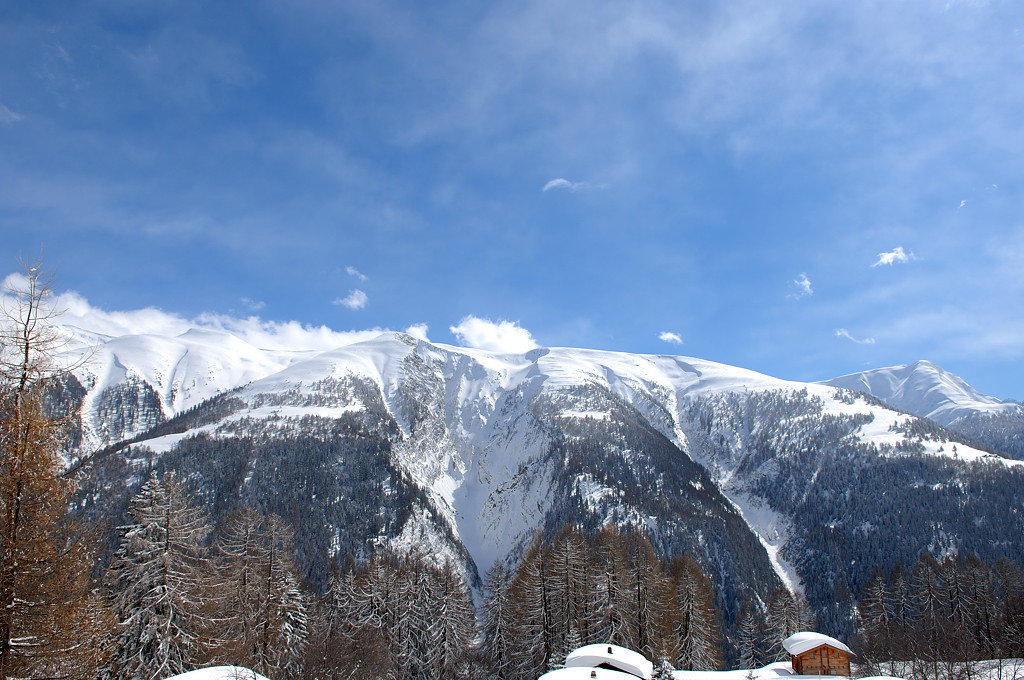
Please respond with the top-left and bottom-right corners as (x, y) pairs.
(782, 632), (853, 657)
(674, 661), (796, 680)
(539, 667), (647, 680)
(166, 667), (271, 680)
(565, 644), (654, 679)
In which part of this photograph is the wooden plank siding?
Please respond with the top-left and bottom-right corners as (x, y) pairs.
(790, 644), (851, 676)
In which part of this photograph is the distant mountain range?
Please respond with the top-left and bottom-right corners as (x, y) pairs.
(57, 328), (1024, 641)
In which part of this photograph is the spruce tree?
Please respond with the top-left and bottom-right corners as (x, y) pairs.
(102, 473), (212, 679)
(735, 598), (765, 670)
(765, 587), (801, 661)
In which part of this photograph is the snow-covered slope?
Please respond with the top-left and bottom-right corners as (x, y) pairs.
(823, 360), (1016, 426)
(823, 360), (1024, 461)
(167, 667), (270, 680)
(64, 327), (303, 448)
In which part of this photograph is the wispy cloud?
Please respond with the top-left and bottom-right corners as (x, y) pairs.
(789, 273), (813, 299)
(835, 328), (876, 345)
(542, 178), (590, 192)
(659, 331), (684, 345)
(449, 316), (539, 353)
(0, 104), (24, 124)
(871, 246), (915, 268)
(334, 289), (368, 310)
(346, 265), (368, 281)
(240, 297), (265, 312)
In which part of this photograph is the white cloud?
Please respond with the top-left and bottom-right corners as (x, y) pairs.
(542, 178), (590, 192)
(449, 316), (539, 353)
(789, 273), (813, 299)
(334, 289), (368, 310)
(240, 297), (265, 312)
(871, 246), (915, 267)
(659, 331), (684, 345)
(54, 289), (193, 340)
(193, 313), (383, 352)
(405, 323), (430, 342)
(835, 328), (876, 345)
(2, 280), (383, 353)
(346, 265), (368, 281)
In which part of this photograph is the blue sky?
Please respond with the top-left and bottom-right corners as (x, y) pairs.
(3, 1), (1024, 399)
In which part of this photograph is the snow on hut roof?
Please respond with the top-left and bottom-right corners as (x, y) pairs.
(539, 667), (648, 680)
(166, 667), (271, 680)
(564, 643), (654, 679)
(782, 632), (853, 657)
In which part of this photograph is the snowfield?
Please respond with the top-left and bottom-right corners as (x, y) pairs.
(167, 667), (270, 680)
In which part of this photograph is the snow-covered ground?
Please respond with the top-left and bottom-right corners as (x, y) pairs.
(167, 667), (270, 680)
(962, 659), (1024, 680)
(674, 661), (800, 680)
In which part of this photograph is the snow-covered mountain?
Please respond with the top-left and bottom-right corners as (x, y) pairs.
(59, 329), (1024, 639)
(823, 360), (1024, 459)
(823, 360), (1014, 425)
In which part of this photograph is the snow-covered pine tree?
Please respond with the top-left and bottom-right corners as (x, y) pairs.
(887, 561), (913, 668)
(481, 561), (517, 680)
(548, 524), (590, 657)
(668, 554), (721, 670)
(856, 568), (893, 676)
(651, 656), (676, 680)
(405, 560), (435, 680)
(592, 525), (635, 650)
(252, 513), (308, 678)
(735, 598), (764, 670)
(794, 592), (816, 632)
(102, 472), (212, 679)
(428, 561), (476, 680)
(764, 587), (799, 661)
(316, 556), (390, 680)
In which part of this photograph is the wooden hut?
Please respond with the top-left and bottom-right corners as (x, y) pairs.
(782, 631), (853, 676)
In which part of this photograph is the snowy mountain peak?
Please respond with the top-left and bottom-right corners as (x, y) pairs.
(823, 360), (1010, 426)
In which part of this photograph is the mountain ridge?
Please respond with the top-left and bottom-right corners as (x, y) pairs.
(59, 326), (1024, 641)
